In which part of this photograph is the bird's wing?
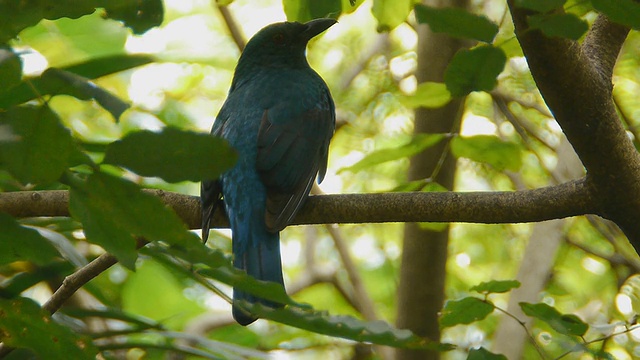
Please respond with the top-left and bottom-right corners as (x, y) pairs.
(256, 92), (334, 232)
(200, 112), (230, 242)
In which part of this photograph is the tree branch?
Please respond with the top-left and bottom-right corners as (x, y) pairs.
(507, 2), (640, 248)
(1, 178), (597, 229)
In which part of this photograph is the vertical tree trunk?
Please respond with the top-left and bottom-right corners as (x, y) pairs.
(395, 1), (468, 359)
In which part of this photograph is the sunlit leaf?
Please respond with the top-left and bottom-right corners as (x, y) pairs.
(0, 213), (60, 266)
(0, 47), (22, 93)
(592, 0), (640, 29)
(0, 55), (154, 109)
(0, 297), (98, 359)
(284, 0), (342, 22)
(450, 135), (522, 171)
(68, 172), (201, 269)
(514, 0), (566, 12)
(414, 5), (498, 42)
(445, 45), (506, 96)
(0, 105), (74, 184)
(528, 13), (588, 40)
(103, 127), (237, 183)
(440, 297), (494, 328)
(372, 0), (413, 32)
(467, 347), (508, 360)
(338, 134), (445, 174)
(520, 302), (588, 336)
(399, 82), (452, 109)
(471, 280), (521, 294)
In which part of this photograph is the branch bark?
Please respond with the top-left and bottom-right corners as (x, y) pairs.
(0, 178), (597, 228)
(507, 3), (640, 248)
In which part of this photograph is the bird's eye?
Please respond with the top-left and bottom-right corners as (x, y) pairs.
(272, 33), (285, 45)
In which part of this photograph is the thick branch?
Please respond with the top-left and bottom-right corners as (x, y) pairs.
(1, 178), (597, 229)
(507, 2), (640, 247)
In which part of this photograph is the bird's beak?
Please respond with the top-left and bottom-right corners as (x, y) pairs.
(301, 18), (337, 41)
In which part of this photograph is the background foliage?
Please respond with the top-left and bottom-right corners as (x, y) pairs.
(1, 0), (640, 359)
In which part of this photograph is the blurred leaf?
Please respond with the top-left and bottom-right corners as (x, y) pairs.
(0, 47), (22, 93)
(40, 68), (129, 120)
(27, 226), (88, 267)
(467, 347), (508, 360)
(414, 5), (498, 42)
(445, 45), (506, 96)
(249, 303), (454, 350)
(0, 55), (154, 109)
(0, 297), (98, 359)
(284, 0), (342, 22)
(338, 134), (445, 174)
(63, 307), (164, 329)
(372, 0), (413, 32)
(121, 260), (205, 329)
(151, 245), (298, 307)
(592, 0), (640, 29)
(440, 297), (494, 328)
(68, 172), (201, 269)
(0, 2), (95, 44)
(103, 0), (163, 34)
(520, 302), (589, 336)
(399, 82), (452, 109)
(103, 127), (237, 183)
(471, 280), (521, 294)
(450, 135), (522, 171)
(0, 213), (60, 266)
(514, 0), (566, 12)
(0, 105), (74, 184)
(0, 262), (74, 299)
(0, 1), (163, 44)
(528, 13), (588, 40)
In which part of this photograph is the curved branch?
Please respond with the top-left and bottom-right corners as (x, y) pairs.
(507, 1), (640, 247)
(1, 178), (597, 229)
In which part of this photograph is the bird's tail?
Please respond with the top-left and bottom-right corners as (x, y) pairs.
(232, 224), (284, 325)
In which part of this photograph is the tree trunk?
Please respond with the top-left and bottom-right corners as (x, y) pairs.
(395, 1), (468, 359)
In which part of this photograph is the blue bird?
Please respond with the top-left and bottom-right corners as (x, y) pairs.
(201, 19), (336, 325)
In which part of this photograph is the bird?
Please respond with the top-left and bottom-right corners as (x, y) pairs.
(201, 18), (336, 325)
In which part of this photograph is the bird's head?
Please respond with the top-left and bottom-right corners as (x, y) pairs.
(236, 18), (337, 70)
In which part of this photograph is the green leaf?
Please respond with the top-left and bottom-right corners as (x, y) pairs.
(0, 262), (74, 299)
(414, 5), (499, 43)
(399, 82), (452, 109)
(528, 13), (588, 40)
(514, 0), (566, 12)
(68, 172), (201, 269)
(0, 55), (154, 110)
(372, 0), (413, 32)
(250, 304), (454, 350)
(283, 0), (342, 22)
(0, 47), (22, 93)
(0, 213), (60, 266)
(40, 68), (130, 120)
(450, 135), (522, 171)
(103, 0), (164, 34)
(445, 45), (506, 96)
(520, 302), (589, 336)
(592, 0), (640, 30)
(338, 134), (445, 174)
(440, 297), (494, 328)
(0, 297), (98, 359)
(470, 280), (521, 294)
(103, 127), (237, 183)
(0, 105), (74, 184)
(467, 347), (508, 360)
